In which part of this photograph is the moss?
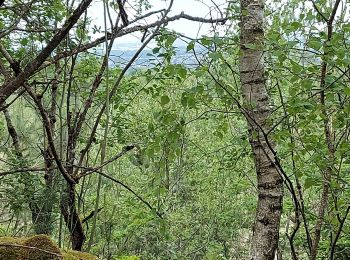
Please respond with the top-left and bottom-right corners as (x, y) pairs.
(0, 237), (24, 260)
(61, 250), (97, 260)
(115, 256), (140, 260)
(0, 235), (97, 260)
(0, 235), (61, 260)
(21, 234), (62, 260)
(0, 237), (25, 243)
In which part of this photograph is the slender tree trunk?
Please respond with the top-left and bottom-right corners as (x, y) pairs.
(0, 45), (58, 235)
(31, 62), (61, 235)
(238, 0), (283, 259)
(59, 51), (85, 250)
(87, 1), (111, 250)
(310, 2), (340, 258)
(3, 109), (52, 234)
(60, 182), (85, 250)
(3, 109), (37, 215)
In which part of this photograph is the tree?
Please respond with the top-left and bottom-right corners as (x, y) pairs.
(0, 0), (228, 252)
(238, 0), (283, 258)
(1, 0), (350, 258)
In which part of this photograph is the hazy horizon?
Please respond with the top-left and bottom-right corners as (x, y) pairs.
(88, 0), (228, 44)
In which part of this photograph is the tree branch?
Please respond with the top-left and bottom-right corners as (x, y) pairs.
(0, 0), (94, 108)
(39, 13), (233, 71)
(82, 208), (104, 224)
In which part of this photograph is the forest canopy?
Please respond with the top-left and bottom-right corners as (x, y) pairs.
(0, 0), (350, 259)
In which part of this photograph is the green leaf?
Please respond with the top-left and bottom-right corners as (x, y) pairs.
(146, 147), (154, 158)
(152, 47), (160, 54)
(181, 93), (188, 107)
(160, 95), (170, 106)
(290, 60), (303, 73)
(287, 40), (299, 47)
(168, 131), (179, 141)
(304, 178), (316, 189)
(275, 50), (286, 62)
(186, 41), (195, 52)
(177, 66), (187, 79)
(20, 38), (28, 46)
(200, 37), (211, 46)
(208, 52), (221, 61)
(344, 87), (350, 96)
(214, 131), (223, 139)
(165, 34), (176, 47)
(309, 40), (322, 51)
(290, 21), (302, 30)
(187, 95), (196, 108)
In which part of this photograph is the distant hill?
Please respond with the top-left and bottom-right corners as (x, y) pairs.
(96, 42), (204, 70)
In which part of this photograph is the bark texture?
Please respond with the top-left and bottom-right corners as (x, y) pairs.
(238, 0), (283, 259)
(60, 183), (85, 250)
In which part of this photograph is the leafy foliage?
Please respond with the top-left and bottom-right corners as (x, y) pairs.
(0, 0), (350, 259)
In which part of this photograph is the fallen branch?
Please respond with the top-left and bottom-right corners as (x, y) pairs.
(0, 244), (63, 259)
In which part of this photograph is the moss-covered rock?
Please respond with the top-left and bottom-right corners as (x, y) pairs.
(0, 235), (97, 260)
(115, 256), (140, 260)
(61, 249), (98, 260)
(21, 234), (62, 260)
(0, 236), (24, 259)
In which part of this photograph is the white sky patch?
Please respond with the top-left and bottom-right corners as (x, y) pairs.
(87, 0), (228, 48)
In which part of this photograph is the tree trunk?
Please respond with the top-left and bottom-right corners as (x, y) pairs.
(310, 1), (340, 258)
(30, 149), (56, 235)
(60, 183), (85, 250)
(238, 0), (283, 259)
(3, 108), (55, 235)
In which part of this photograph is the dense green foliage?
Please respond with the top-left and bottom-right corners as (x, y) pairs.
(0, 0), (349, 259)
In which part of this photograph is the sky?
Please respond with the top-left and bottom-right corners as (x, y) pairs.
(87, 0), (228, 46)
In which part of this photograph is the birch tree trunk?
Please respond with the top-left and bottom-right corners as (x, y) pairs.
(238, 0), (284, 259)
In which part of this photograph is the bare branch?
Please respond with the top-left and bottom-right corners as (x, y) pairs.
(76, 166), (163, 219)
(82, 208), (104, 224)
(0, 0), (94, 108)
(40, 13), (233, 70)
(78, 145), (135, 179)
